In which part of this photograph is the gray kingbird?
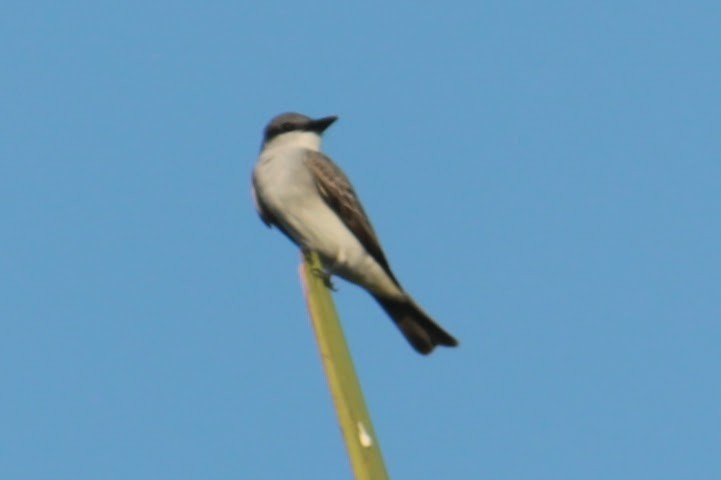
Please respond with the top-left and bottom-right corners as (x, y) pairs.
(252, 112), (458, 354)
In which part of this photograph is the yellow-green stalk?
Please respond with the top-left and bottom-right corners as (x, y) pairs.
(299, 252), (389, 480)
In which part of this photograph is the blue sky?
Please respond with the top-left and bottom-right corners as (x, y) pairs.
(2, 1), (720, 478)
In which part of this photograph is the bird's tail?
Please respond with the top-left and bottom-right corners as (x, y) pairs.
(372, 294), (458, 355)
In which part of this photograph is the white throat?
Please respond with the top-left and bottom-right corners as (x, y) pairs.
(263, 130), (323, 153)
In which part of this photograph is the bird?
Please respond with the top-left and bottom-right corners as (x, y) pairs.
(251, 112), (458, 354)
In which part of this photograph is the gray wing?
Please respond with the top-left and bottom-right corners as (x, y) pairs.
(305, 151), (400, 287)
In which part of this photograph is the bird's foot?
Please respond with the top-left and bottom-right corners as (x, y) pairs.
(311, 268), (337, 291)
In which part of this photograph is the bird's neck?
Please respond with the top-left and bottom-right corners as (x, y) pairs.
(263, 131), (322, 153)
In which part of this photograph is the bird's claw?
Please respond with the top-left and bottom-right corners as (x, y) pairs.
(311, 268), (337, 291)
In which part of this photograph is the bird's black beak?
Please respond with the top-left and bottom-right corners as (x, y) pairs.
(308, 115), (338, 133)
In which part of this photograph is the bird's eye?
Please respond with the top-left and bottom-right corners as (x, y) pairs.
(281, 122), (293, 131)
